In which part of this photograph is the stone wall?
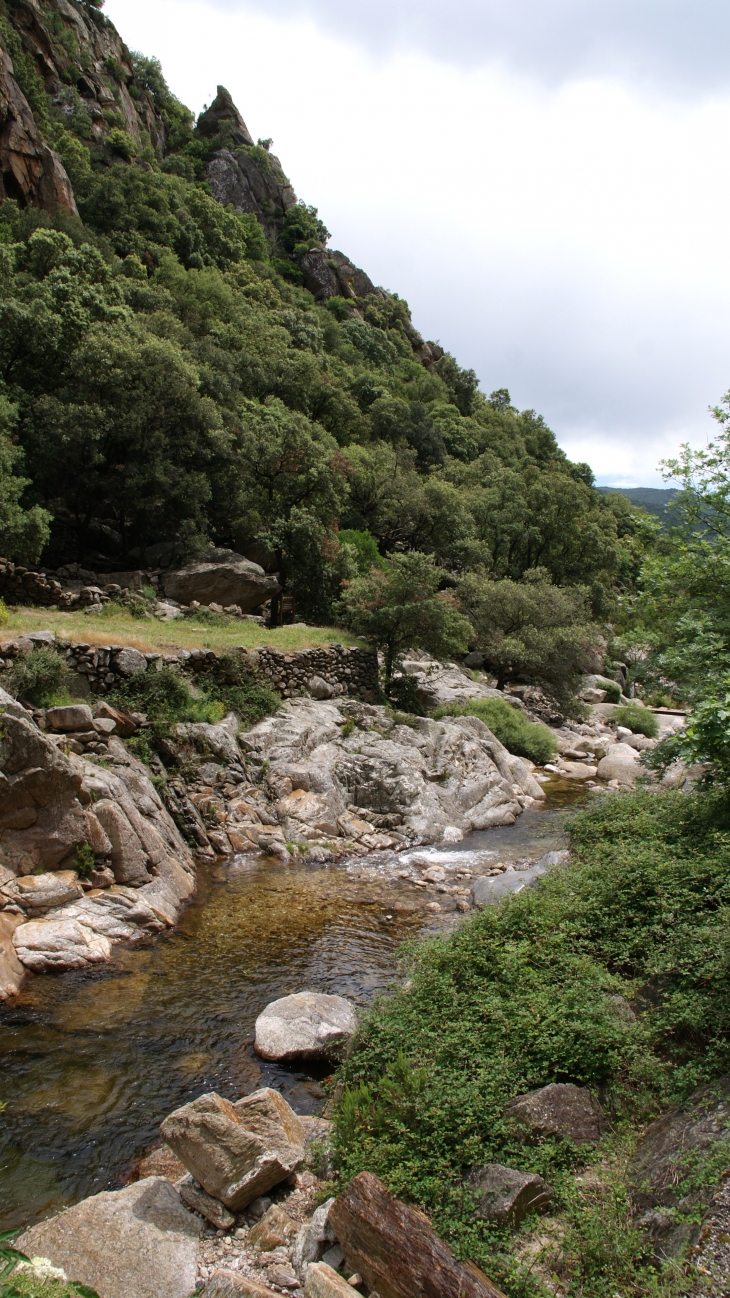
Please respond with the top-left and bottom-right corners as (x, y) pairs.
(0, 635), (379, 702)
(0, 558), (153, 610)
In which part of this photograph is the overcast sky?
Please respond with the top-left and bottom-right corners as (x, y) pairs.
(106, 0), (730, 485)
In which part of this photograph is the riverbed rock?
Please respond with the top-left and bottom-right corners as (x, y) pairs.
(15, 1176), (200, 1298)
(292, 1197), (336, 1268)
(254, 992), (358, 1063)
(160, 1088), (305, 1211)
(399, 659), (524, 713)
(179, 1183), (235, 1230)
(240, 699), (537, 846)
(248, 1203), (299, 1249)
(0, 712), (89, 874)
(471, 862), (550, 907)
(202, 1272), (280, 1298)
(328, 1171), (506, 1298)
(504, 1083), (607, 1147)
(13, 914), (113, 971)
(468, 1163), (552, 1225)
(10, 867), (83, 912)
(163, 556), (280, 613)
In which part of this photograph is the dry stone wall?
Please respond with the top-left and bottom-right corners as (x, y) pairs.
(0, 634), (378, 701)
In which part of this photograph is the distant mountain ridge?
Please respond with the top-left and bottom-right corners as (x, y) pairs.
(599, 486), (679, 524)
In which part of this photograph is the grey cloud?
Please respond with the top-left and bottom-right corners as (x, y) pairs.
(205, 0), (730, 92)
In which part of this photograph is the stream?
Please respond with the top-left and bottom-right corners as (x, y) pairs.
(0, 777), (587, 1232)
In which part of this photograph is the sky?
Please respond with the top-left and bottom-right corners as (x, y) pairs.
(105, 0), (730, 486)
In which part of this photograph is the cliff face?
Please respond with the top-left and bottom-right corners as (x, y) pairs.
(0, 0), (170, 211)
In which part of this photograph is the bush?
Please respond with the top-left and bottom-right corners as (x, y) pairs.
(333, 788), (730, 1296)
(612, 702), (659, 738)
(107, 665), (221, 725)
(597, 678), (622, 703)
(7, 645), (66, 706)
(433, 696), (557, 764)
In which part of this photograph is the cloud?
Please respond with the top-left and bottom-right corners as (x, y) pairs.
(195, 0), (730, 93)
(106, 0), (730, 485)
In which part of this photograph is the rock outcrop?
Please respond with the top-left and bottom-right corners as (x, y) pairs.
(16, 1177), (201, 1298)
(0, 45), (76, 212)
(254, 992), (358, 1063)
(0, 694), (195, 974)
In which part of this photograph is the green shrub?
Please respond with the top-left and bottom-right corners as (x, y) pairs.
(8, 645), (65, 706)
(433, 696), (557, 764)
(202, 652), (281, 728)
(106, 665), (219, 725)
(612, 702), (659, 738)
(598, 677), (622, 703)
(73, 842), (95, 876)
(333, 788), (730, 1296)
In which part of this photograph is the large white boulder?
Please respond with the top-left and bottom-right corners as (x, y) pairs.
(254, 992), (358, 1062)
(15, 1177), (200, 1298)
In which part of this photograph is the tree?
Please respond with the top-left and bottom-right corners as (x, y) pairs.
(457, 567), (598, 703)
(338, 552), (472, 689)
(0, 395), (50, 562)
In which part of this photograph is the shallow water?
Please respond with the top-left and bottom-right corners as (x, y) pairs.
(0, 775), (587, 1230)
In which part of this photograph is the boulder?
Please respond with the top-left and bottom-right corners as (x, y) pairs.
(468, 1163), (552, 1225)
(201, 1273), (279, 1298)
(292, 1197), (336, 1269)
(400, 660), (524, 713)
(471, 863), (548, 907)
(46, 704), (94, 731)
(248, 1203), (299, 1250)
(628, 1079), (730, 1259)
(13, 915), (112, 971)
(93, 701), (138, 737)
(0, 713), (89, 874)
(178, 1183), (234, 1230)
(115, 647), (148, 676)
(160, 1088), (305, 1211)
(0, 911), (25, 998)
(303, 1264), (361, 1298)
(504, 1083), (607, 1147)
(596, 742), (642, 786)
(10, 868), (83, 912)
(309, 675), (335, 700)
(93, 800), (152, 886)
(163, 557), (280, 613)
(254, 992), (358, 1063)
(328, 1171), (506, 1298)
(15, 1177), (200, 1298)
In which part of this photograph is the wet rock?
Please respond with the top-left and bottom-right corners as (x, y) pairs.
(248, 1203), (299, 1250)
(132, 1143), (187, 1183)
(304, 1263), (361, 1297)
(15, 1176), (200, 1298)
(201, 1272), (279, 1297)
(254, 991), (358, 1063)
(629, 1079), (730, 1259)
(504, 1083), (607, 1147)
(13, 914), (112, 971)
(45, 704), (94, 731)
(160, 1088), (305, 1211)
(468, 1163), (552, 1225)
(471, 864), (547, 907)
(163, 557), (280, 614)
(328, 1171), (506, 1298)
(179, 1183), (235, 1230)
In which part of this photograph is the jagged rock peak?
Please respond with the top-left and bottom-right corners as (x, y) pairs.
(196, 85), (254, 147)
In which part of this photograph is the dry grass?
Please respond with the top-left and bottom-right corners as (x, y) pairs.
(1, 606), (362, 654)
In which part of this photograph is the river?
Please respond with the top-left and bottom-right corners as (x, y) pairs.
(0, 777), (587, 1231)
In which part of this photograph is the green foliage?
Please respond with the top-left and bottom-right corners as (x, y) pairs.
(73, 842), (95, 876)
(433, 696), (558, 764)
(8, 646), (65, 706)
(612, 703), (659, 738)
(0, 397), (51, 563)
(337, 528), (385, 574)
(106, 665), (218, 725)
(333, 788), (730, 1294)
(599, 678), (622, 703)
(338, 551), (472, 686)
(458, 567), (598, 704)
(200, 652), (281, 728)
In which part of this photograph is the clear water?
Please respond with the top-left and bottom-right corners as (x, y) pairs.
(0, 775), (587, 1230)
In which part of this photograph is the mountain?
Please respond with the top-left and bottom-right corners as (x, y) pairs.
(0, 0), (644, 620)
(599, 486), (679, 524)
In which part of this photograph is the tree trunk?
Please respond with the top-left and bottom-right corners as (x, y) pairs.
(328, 1172), (507, 1298)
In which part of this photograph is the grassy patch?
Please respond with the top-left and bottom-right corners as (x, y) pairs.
(332, 789), (730, 1295)
(2, 606), (362, 654)
(433, 696), (558, 765)
(5, 645), (67, 706)
(612, 703), (660, 738)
